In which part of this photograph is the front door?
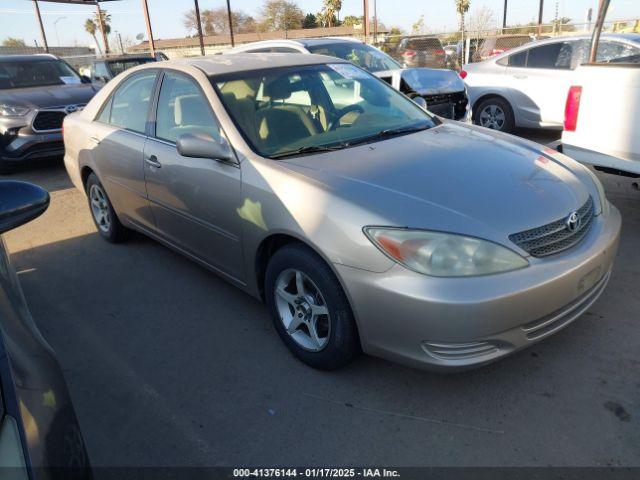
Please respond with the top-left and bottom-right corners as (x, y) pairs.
(143, 71), (244, 280)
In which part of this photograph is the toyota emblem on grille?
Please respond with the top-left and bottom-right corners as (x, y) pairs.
(566, 211), (581, 232)
(65, 105), (78, 113)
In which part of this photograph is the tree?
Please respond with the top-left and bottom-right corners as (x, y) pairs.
(259, 0), (304, 32)
(2, 37), (26, 47)
(92, 9), (111, 53)
(468, 6), (495, 39)
(455, 0), (471, 62)
(342, 15), (362, 27)
(84, 18), (103, 54)
(183, 7), (256, 36)
(302, 13), (318, 29)
(319, 0), (342, 28)
(411, 15), (425, 35)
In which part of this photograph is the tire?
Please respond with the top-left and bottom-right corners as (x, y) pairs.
(265, 243), (360, 370)
(85, 173), (131, 243)
(474, 97), (515, 133)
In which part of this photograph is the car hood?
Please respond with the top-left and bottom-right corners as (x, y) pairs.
(373, 68), (466, 95)
(401, 68), (465, 95)
(280, 122), (590, 244)
(0, 83), (98, 109)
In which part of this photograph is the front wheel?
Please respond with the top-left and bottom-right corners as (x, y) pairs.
(474, 97), (515, 133)
(86, 173), (131, 243)
(265, 244), (360, 370)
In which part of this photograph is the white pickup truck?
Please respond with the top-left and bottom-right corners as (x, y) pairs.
(561, 62), (640, 176)
(560, 1), (640, 177)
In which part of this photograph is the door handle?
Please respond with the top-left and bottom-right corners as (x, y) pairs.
(513, 74), (528, 79)
(145, 155), (161, 169)
(90, 135), (101, 145)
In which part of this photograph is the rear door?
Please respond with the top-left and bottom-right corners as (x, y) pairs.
(143, 70), (244, 280)
(89, 69), (158, 229)
(504, 40), (578, 126)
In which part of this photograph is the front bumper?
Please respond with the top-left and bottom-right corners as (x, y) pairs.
(336, 205), (621, 371)
(1, 130), (64, 163)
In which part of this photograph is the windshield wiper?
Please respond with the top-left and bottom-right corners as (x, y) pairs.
(270, 144), (347, 159)
(344, 123), (432, 148)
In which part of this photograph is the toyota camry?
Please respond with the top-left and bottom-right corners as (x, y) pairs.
(63, 54), (620, 371)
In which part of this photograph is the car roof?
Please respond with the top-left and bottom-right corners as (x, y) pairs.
(157, 53), (348, 76)
(0, 54), (59, 62)
(97, 55), (156, 62)
(296, 37), (362, 47)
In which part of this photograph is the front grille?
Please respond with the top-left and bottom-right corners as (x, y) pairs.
(424, 91), (468, 120)
(509, 197), (595, 257)
(33, 111), (67, 131)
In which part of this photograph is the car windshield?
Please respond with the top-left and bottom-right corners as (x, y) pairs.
(305, 42), (401, 72)
(0, 59), (80, 89)
(214, 63), (435, 159)
(107, 58), (156, 76)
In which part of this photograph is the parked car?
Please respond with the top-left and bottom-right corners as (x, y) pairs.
(560, 33), (640, 175)
(87, 53), (167, 86)
(0, 54), (99, 173)
(459, 34), (536, 63)
(227, 38), (470, 122)
(462, 33), (640, 133)
(63, 54), (620, 371)
(0, 180), (92, 478)
(397, 36), (447, 68)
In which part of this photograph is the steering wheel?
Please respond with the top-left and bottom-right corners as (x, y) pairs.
(328, 104), (365, 131)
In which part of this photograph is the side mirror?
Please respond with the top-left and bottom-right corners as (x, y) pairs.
(0, 181), (50, 234)
(176, 132), (234, 162)
(412, 96), (428, 110)
(80, 75), (92, 84)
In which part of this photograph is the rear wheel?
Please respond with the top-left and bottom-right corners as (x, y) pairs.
(265, 244), (360, 370)
(85, 173), (131, 243)
(474, 97), (515, 133)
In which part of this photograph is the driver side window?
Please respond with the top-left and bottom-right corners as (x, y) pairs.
(155, 71), (221, 144)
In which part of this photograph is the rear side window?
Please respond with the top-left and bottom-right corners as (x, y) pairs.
(503, 50), (527, 67)
(526, 42), (573, 69)
(106, 71), (157, 133)
(597, 41), (640, 63)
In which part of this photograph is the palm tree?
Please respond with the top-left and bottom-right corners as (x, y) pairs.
(93, 10), (111, 53)
(455, 0), (471, 63)
(84, 18), (103, 54)
(321, 0), (342, 28)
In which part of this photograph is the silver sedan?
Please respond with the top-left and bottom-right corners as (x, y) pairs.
(63, 54), (621, 371)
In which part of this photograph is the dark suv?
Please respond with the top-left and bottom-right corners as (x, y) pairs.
(396, 37), (447, 68)
(89, 53), (166, 86)
(0, 54), (98, 173)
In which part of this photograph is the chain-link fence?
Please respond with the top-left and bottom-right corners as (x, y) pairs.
(2, 19), (637, 77)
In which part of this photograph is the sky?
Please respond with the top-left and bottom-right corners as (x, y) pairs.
(1, 0), (639, 48)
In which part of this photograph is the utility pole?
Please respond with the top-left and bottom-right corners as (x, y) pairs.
(502, 0), (508, 31)
(54, 16), (66, 47)
(226, 0), (235, 47)
(537, 0), (544, 36)
(373, 0), (378, 44)
(32, 0), (49, 53)
(194, 0), (205, 55)
(96, 4), (110, 54)
(141, 0), (156, 57)
(363, 0), (370, 42)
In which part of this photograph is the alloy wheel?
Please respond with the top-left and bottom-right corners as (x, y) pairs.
(89, 184), (111, 233)
(274, 268), (331, 352)
(479, 104), (506, 130)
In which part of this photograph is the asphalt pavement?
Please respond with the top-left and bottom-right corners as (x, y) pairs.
(3, 130), (639, 467)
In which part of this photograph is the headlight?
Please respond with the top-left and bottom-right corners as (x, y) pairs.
(0, 105), (30, 117)
(364, 227), (529, 277)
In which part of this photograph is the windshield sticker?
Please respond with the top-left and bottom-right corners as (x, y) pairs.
(328, 63), (369, 80)
(60, 76), (81, 85)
